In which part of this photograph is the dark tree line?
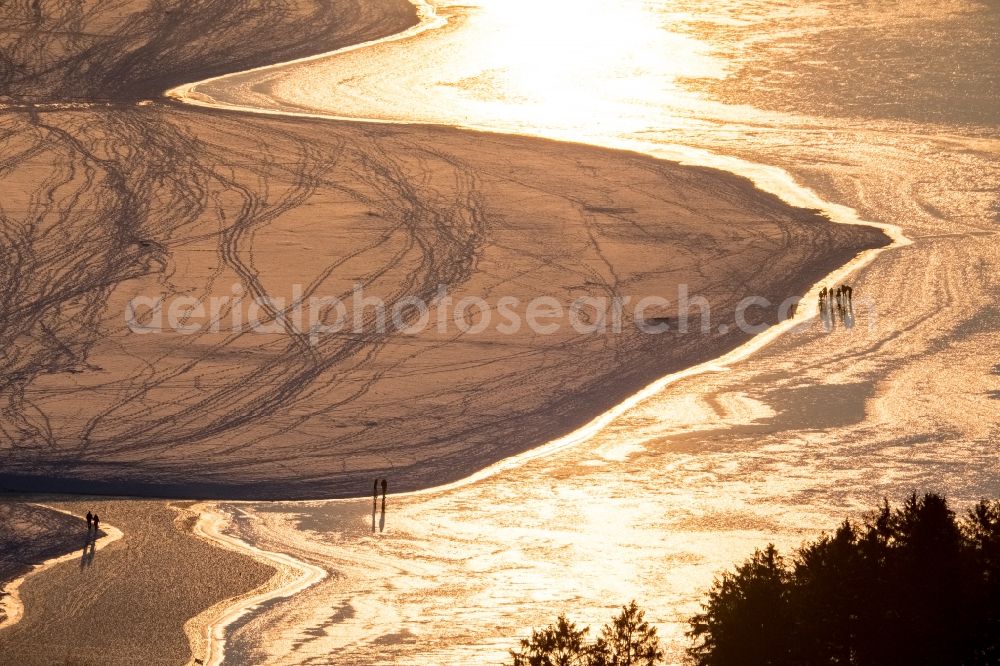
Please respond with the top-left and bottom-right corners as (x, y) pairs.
(688, 493), (1000, 665)
(507, 494), (1000, 666)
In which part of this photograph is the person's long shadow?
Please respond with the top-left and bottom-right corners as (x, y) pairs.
(379, 495), (387, 533)
(820, 300), (834, 332)
(843, 304), (855, 329)
(79, 533), (98, 570)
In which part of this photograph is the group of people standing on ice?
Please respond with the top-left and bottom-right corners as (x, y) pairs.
(819, 284), (854, 329)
